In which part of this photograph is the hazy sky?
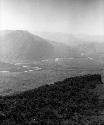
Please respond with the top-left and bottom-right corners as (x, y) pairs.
(0, 0), (104, 35)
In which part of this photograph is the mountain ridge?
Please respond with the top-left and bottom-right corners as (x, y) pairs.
(0, 30), (55, 62)
(0, 30), (83, 63)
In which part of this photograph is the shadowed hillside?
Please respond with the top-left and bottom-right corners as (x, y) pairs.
(0, 74), (104, 125)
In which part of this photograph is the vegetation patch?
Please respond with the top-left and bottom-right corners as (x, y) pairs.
(0, 74), (104, 125)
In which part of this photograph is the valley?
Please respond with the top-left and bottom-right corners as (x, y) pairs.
(0, 30), (104, 96)
(0, 0), (104, 124)
(0, 57), (103, 96)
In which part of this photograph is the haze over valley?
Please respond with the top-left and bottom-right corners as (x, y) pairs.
(0, 0), (104, 94)
(1, 0), (104, 124)
(0, 30), (104, 95)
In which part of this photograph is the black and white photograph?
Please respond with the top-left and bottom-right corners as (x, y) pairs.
(0, 0), (104, 124)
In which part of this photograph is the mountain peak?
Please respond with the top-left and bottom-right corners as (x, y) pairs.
(0, 30), (55, 62)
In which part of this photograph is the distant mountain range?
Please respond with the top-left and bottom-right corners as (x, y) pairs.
(35, 32), (104, 45)
(0, 30), (104, 64)
(0, 30), (82, 63)
(36, 32), (104, 56)
(34, 32), (104, 62)
(0, 30), (55, 62)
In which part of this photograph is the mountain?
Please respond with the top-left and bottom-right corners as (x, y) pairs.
(0, 30), (55, 62)
(0, 30), (84, 63)
(1, 30), (104, 64)
(35, 32), (104, 45)
(35, 32), (79, 46)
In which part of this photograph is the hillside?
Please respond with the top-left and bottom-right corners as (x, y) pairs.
(1, 30), (104, 64)
(0, 30), (54, 62)
(36, 32), (104, 63)
(0, 30), (86, 63)
(36, 32), (104, 45)
(0, 74), (104, 125)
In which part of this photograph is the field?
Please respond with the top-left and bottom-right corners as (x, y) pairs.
(0, 58), (103, 96)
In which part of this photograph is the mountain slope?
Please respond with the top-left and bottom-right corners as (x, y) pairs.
(0, 30), (85, 63)
(1, 30), (103, 64)
(36, 32), (104, 45)
(0, 30), (55, 62)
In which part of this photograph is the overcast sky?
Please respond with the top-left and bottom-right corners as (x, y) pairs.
(0, 0), (104, 35)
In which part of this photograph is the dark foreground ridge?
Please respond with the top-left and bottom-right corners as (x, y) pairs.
(0, 74), (104, 125)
